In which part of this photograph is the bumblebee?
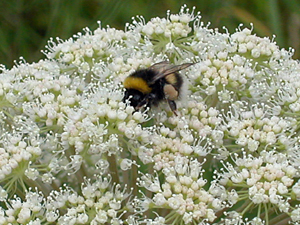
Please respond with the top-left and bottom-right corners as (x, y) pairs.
(123, 61), (193, 115)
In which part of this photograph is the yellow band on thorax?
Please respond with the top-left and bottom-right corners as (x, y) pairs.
(123, 77), (152, 94)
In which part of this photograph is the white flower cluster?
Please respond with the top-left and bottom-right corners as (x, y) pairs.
(45, 176), (129, 225)
(224, 102), (297, 151)
(220, 152), (295, 210)
(0, 4), (300, 225)
(0, 189), (43, 224)
(139, 155), (218, 224)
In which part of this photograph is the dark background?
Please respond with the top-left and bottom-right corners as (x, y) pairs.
(1, 0), (300, 68)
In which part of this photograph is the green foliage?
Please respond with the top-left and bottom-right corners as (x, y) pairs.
(0, 0), (300, 68)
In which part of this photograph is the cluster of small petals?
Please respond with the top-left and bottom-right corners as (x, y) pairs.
(0, 190), (44, 224)
(139, 155), (218, 223)
(188, 54), (253, 99)
(231, 27), (281, 59)
(152, 104), (222, 157)
(221, 211), (245, 225)
(43, 176), (128, 224)
(0, 130), (43, 184)
(223, 102), (296, 153)
(291, 207), (300, 223)
(45, 27), (130, 67)
(218, 151), (296, 216)
(182, 103), (222, 135)
(132, 5), (197, 40)
(61, 91), (150, 140)
(140, 16), (192, 40)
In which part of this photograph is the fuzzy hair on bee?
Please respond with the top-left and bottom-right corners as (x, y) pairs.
(123, 61), (194, 115)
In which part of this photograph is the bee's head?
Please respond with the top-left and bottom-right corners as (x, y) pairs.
(123, 89), (146, 109)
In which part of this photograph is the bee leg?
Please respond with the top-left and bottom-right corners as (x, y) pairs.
(136, 93), (155, 110)
(136, 99), (149, 110)
(167, 99), (178, 116)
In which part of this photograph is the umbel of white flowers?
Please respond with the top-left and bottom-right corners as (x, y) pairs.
(0, 5), (300, 225)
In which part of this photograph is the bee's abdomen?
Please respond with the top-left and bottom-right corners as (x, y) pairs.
(165, 73), (183, 91)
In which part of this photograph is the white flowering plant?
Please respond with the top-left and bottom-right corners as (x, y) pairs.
(0, 5), (300, 225)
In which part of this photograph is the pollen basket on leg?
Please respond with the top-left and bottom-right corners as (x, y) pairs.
(123, 77), (152, 94)
(165, 74), (178, 85)
(164, 84), (178, 101)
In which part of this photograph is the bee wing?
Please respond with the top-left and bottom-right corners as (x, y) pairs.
(149, 61), (194, 84)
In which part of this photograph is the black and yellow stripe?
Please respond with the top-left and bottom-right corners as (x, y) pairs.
(123, 76), (152, 94)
